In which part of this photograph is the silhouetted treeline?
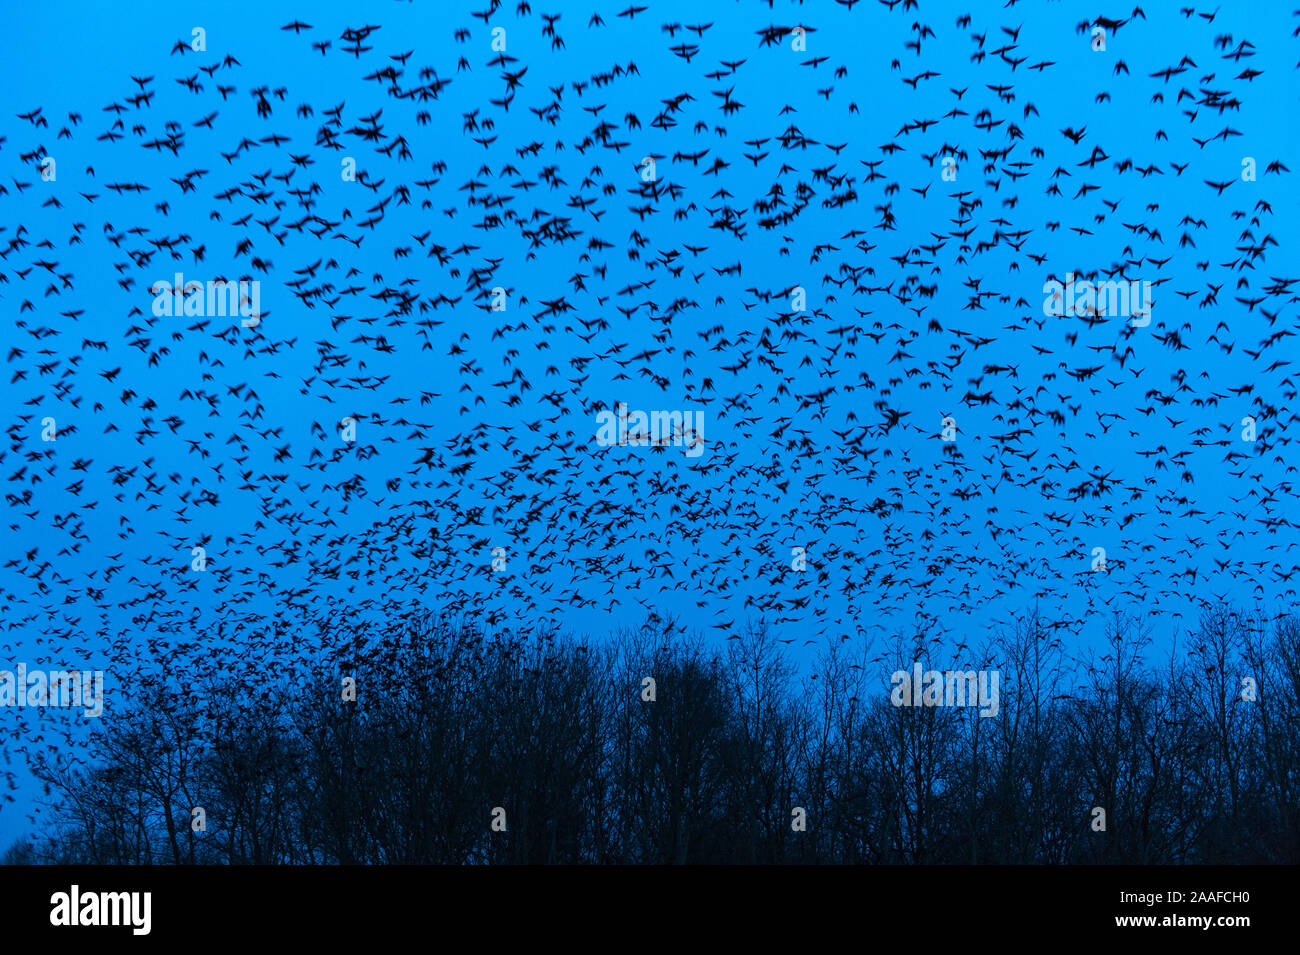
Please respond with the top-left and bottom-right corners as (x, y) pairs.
(8, 607), (1298, 864)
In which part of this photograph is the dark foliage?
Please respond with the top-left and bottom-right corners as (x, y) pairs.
(10, 607), (1298, 864)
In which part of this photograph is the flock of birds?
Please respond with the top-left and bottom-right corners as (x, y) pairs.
(1, 1), (1298, 816)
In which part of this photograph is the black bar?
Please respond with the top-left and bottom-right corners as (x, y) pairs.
(1, 864), (1282, 942)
